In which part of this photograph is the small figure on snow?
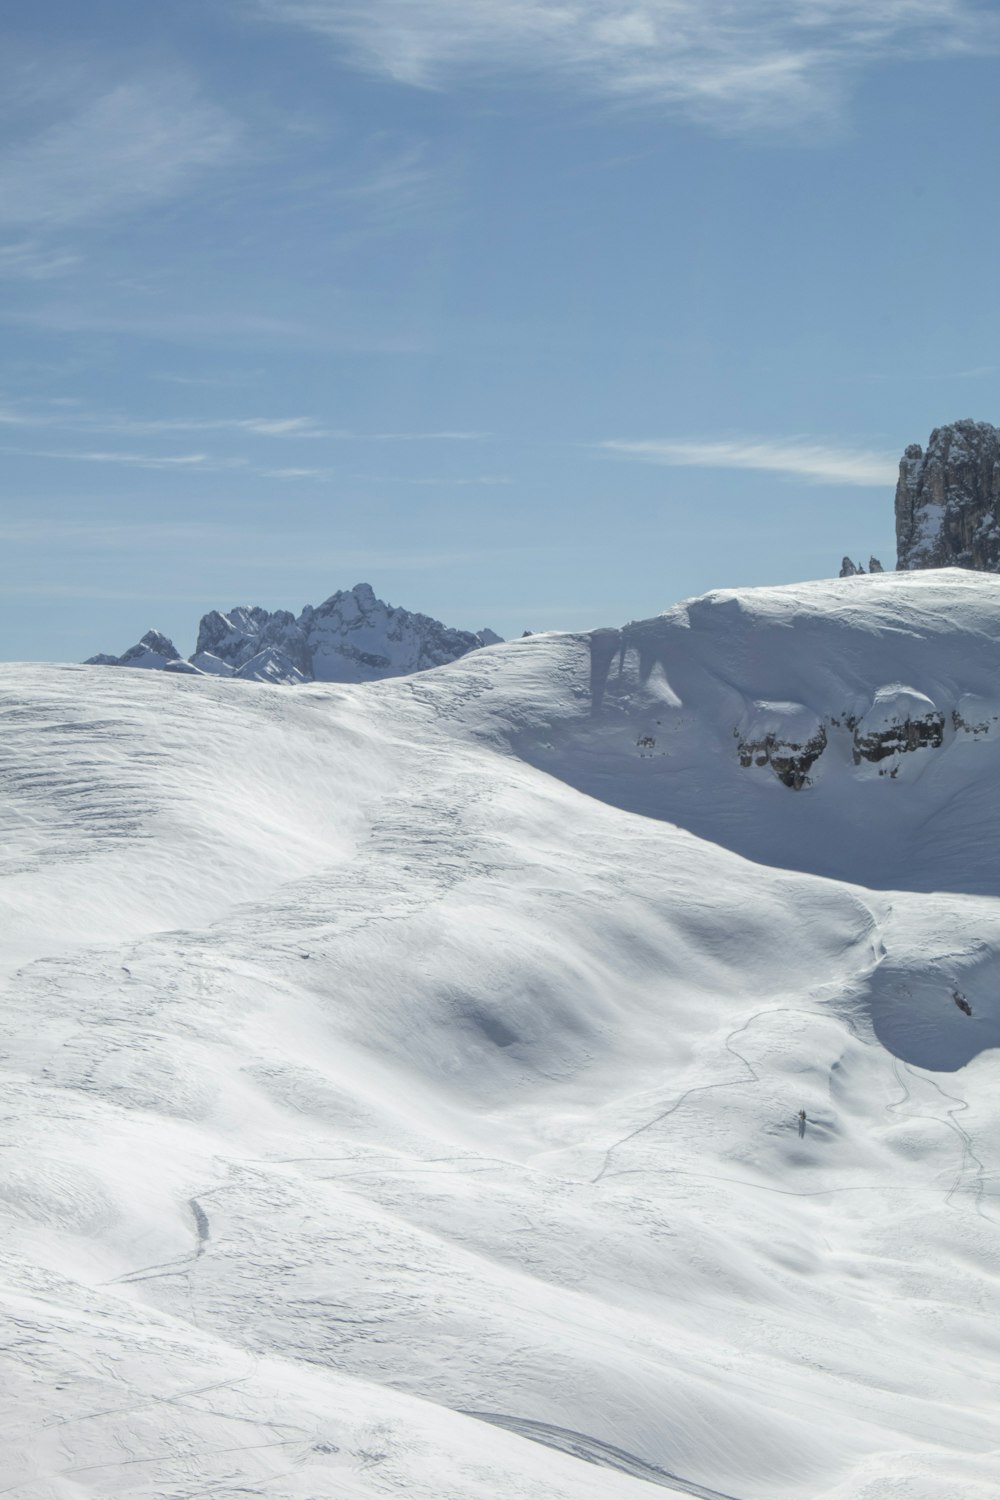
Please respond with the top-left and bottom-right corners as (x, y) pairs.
(953, 989), (973, 1017)
(797, 1108), (807, 1138)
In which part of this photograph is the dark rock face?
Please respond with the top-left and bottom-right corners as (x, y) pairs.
(852, 713), (945, 765)
(734, 686), (950, 789)
(896, 419), (1000, 570)
(737, 726), (828, 790)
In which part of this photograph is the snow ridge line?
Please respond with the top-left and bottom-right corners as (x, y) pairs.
(458, 1411), (744, 1499)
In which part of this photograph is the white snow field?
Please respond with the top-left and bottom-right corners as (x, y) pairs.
(2, 568), (1000, 1500)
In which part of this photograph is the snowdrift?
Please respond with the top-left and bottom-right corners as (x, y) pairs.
(2, 569), (999, 1500)
(515, 568), (1000, 895)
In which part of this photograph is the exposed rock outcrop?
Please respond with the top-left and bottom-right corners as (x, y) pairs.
(851, 686), (944, 765)
(735, 687), (952, 787)
(896, 419), (1000, 570)
(839, 556), (883, 578)
(737, 702), (828, 790)
(87, 584), (502, 685)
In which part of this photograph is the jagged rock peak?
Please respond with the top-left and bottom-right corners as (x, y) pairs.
(896, 419), (1000, 571)
(838, 556), (882, 577)
(86, 630), (182, 670)
(87, 584), (503, 686)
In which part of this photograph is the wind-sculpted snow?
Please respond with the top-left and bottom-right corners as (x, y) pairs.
(519, 568), (1000, 895)
(3, 568), (1000, 1500)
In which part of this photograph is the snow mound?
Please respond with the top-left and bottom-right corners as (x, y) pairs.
(513, 568), (1000, 892)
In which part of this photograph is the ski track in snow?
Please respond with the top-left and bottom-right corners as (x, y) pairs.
(4, 573), (1000, 1499)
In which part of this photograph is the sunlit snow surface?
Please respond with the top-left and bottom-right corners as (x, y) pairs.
(2, 569), (1000, 1499)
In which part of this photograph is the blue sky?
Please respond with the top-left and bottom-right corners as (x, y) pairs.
(3, 0), (1000, 660)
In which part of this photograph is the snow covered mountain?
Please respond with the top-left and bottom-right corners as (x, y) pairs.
(5, 569), (1000, 1500)
(87, 581), (503, 683)
(86, 628), (195, 673)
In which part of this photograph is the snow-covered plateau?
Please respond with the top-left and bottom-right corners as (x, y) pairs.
(3, 567), (1000, 1500)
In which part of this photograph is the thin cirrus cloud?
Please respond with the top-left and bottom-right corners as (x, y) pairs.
(0, 519), (510, 569)
(0, 445), (341, 479)
(601, 436), (899, 486)
(255, 0), (998, 129)
(123, 419), (487, 441)
(0, 403), (487, 443)
(0, 445), (226, 472)
(0, 406), (318, 438)
(0, 75), (240, 232)
(0, 240), (81, 280)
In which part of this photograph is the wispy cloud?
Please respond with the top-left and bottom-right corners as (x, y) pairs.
(330, 429), (488, 443)
(0, 583), (220, 603)
(141, 415), (328, 437)
(0, 240), (80, 280)
(0, 402), (487, 443)
(259, 466), (332, 479)
(0, 515), (532, 579)
(152, 370), (265, 388)
(329, 141), (437, 222)
(0, 520), (247, 548)
(1, 302), (428, 352)
(0, 405), (318, 436)
(850, 362), (999, 383)
(0, 75), (240, 231)
(129, 419), (487, 440)
(255, 0), (998, 130)
(0, 444), (237, 472)
(346, 473), (510, 485)
(945, 365), (999, 380)
(600, 436), (898, 486)
(0, 436), (491, 479)
(253, 466), (510, 483)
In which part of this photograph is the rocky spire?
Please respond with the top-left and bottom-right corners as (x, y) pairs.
(895, 419), (1000, 570)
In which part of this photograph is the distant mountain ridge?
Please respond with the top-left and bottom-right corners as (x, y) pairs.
(87, 582), (502, 684)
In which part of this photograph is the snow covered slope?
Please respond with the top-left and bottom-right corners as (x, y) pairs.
(3, 569), (1000, 1500)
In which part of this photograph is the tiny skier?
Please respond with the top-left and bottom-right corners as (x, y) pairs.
(797, 1109), (807, 1138)
(953, 990), (973, 1017)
